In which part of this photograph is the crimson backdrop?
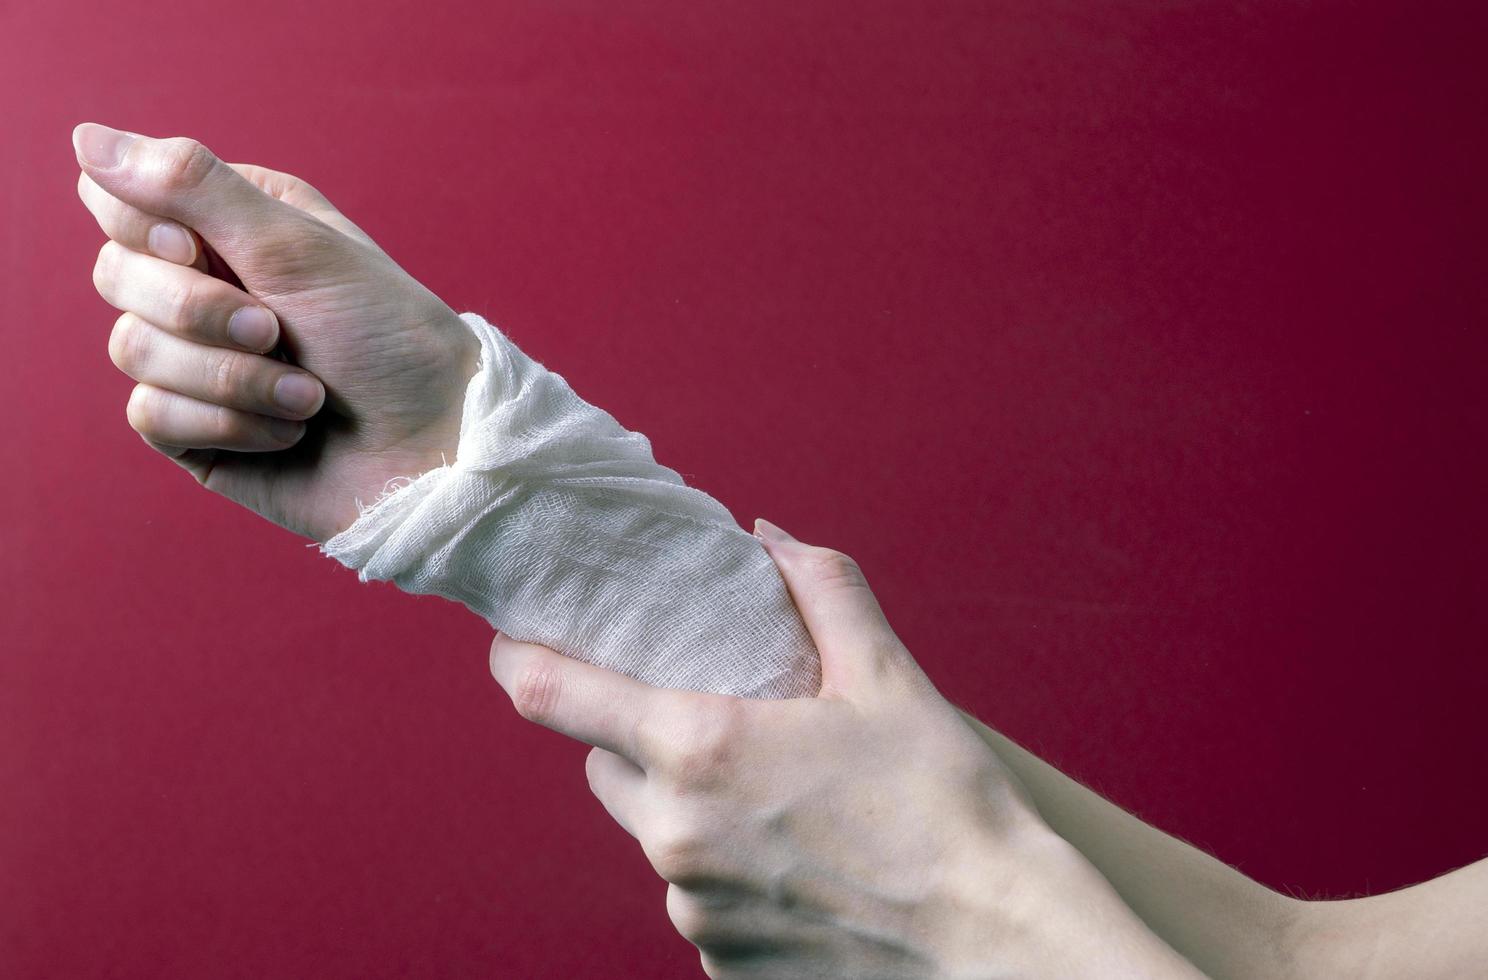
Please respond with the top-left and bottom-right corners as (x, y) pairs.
(3, 1), (1485, 976)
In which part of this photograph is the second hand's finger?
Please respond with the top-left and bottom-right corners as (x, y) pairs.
(489, 633), (694, 770)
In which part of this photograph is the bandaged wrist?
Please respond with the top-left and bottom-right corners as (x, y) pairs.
(317, 312), (821, 699)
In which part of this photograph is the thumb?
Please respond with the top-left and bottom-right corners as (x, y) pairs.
(753, 518), (915, 701)
(71, 123), (322, 283)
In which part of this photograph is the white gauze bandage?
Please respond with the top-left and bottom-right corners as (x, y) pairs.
(317, 312), (822, 700)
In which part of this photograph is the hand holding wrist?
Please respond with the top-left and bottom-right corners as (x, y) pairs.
(488, 519), (1199, 978)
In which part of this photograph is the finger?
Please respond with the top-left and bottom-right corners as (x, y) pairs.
(93, 240), (280, 353)
(226, 162), (385, 254)
(108, 313), (325, 421)
(752, 518), (906, 699)
(489, 632), (694, 769)
(139, 434), (217, 485)
(77, 170), (204, 269)
(72, 123), (315, 272)
(668, 885), (782, 963)
(585, 746), (648, 839)
(126, 382), (306, 452)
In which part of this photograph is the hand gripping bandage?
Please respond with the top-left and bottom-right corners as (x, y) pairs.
(317, 313), (822, 700)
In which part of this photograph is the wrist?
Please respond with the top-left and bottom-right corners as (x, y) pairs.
(316, 306), (481, 542)
(382, 305), (480, 470)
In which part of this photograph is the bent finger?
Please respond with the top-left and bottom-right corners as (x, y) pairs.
(93, 240), (279, 352)
(753, 519), (912, 700)
(78, 171), (205, 269)
(108, 313), (324, 421)
(489, 632), (700, 770)
(126, 382), (306, 452)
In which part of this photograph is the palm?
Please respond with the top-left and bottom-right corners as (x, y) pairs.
(173, 166), (475, 542)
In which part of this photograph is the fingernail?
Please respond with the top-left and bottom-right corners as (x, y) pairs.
(274, 373), (324, 415)
(267, 418), (305, 444)
(753, 517), (796, 544)
(147, 223), (195, 264)
(228, 307), (278, 351)
(73, 123), (134, 169)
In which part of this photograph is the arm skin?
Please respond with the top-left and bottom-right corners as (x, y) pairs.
(487, 525), (1209, 979)
(1289, 859), (1488, 979)
(957, 710), (1488, 980)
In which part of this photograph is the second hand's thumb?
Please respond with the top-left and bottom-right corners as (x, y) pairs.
(753, 518), (913, 700)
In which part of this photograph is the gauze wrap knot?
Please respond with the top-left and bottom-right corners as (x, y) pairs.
(317, 312), (822, 700)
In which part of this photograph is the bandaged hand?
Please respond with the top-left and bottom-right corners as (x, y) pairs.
(76, 121), (818, 697)
(488, 520), (1201, 979)
(74, 122), (478, 542)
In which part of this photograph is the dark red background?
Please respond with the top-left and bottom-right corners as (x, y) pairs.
(3, 1), (1484, 976)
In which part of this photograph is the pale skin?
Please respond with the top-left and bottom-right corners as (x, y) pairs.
(490, 518), (1201, 978)
(74, 122), (479, 542)
(74, 121), (1486, 978)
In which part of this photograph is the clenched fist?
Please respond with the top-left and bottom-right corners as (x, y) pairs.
(74, 122), (479, 541)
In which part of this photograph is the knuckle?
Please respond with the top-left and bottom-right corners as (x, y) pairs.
(287, 173), (330, 206)
(206, 350), (248, 403)
(166, 274), (207, 331)
(207, 403), (248, 444)
(108, 312), (150, 373)
(666, 703), (743, 787)
(651, 826), (702, 880)
(154, 137), (216, 193)
(665, 885), (710, 941)
(803, 547), (869, 591)
(511, 659), (563, 724)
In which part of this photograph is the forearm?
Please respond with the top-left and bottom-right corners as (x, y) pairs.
(311, 314), (1474, 978)
(1286, 858), (1488, 979)
(318, 311), (821, 699)
(976, 827), (1211, 979)
(957, 709), (1300, 979)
